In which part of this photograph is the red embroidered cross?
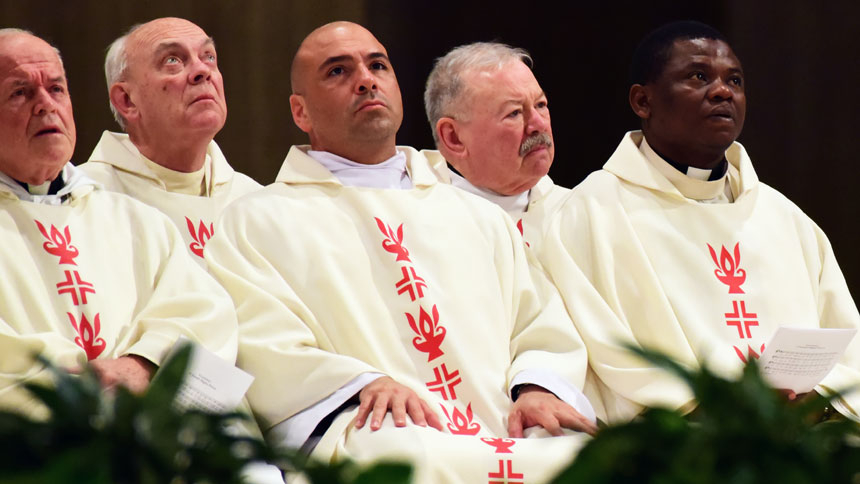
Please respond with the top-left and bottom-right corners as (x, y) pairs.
(396, 266), (427, 301)
(56, 270), (95, 305)
(425, 363), (462, 400)
(488, 460), (523, 484)
(481, 437), (516, 454)
(725, 300), (758, 338)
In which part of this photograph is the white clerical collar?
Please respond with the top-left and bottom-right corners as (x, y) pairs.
(640, 137), (734, 203)
(0, 163), (98, 205)
(307, 150), (412, 189)
(449, 171), (529, 215)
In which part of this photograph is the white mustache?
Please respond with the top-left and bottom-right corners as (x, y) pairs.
(519, 133), (552, 156)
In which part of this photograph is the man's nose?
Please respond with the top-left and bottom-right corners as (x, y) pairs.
(526, 107), (550, 134)
(354, 65), (377, 94)
(33, 88), (57, 116)
(708, 78), (734, 102)
(189, 57), (213, 84)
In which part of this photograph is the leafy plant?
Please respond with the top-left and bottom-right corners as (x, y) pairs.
(552, 347), (860, 484)
(0, 347), (411, 484)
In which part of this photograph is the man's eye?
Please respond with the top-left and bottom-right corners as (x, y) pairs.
(51, 85), (65, 94)
(10, 88), (25, 98)
(328, 66), (344, 76)
(165, 56), (181, 65)
(693, 72), (706, 81)
(536, 101), (548, 109)
(370, 62), (387, 70)
(507, 109), (522, 118)
(730, 76), (743, 87)
(205, 53), (217, 63)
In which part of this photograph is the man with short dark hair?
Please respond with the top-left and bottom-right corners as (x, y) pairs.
(0, 28), (238, 416)
(206, 21), (597, 483)
(80, 17), (260, 264)
(540, 21), (860, 423)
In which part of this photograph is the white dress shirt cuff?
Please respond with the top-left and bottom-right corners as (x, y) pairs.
(268, 372), (385, 449)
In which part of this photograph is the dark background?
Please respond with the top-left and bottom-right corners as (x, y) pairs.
(3, 0), (858, 299)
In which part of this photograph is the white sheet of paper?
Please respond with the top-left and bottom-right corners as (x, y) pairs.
(163, 336), (254, 413)
(758, 327), (857, 393)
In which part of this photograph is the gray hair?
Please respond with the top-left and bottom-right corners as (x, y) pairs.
(0, 28), (64, 65)
(424, 42), (532, 145)
(104, 24), (142, 130)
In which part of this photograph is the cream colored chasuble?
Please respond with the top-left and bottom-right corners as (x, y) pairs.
(0, 163), (239, 418)
(81, 131), (261, 264)
(205, 146), (593, 484)
(540, 131), (860, 423)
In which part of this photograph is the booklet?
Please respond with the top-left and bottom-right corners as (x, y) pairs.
(758, 327), (857, 393)
(162, 336), (254, 413)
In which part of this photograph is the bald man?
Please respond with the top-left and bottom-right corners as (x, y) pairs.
(0, 29), (237, 416)
(205, 21), (597, 483)
(79, 18), (260, 265)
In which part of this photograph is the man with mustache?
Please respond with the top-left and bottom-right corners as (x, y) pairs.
(540, 21), (860, 422)
(79, 17), (260, 265)
(423, 42), (568, 249)
(0, 28), (237, 416)
(205, 21), (598, 483)
(423, 42), (606, 420)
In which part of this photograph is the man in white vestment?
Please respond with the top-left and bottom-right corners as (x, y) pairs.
(422, 42), (568, 250)
(422, 42), (607, 421)
(0, 29), (238, 417)
(205, 21), (598, 483)
(79, 17), (260, 264)
(540, 21), (860, 423)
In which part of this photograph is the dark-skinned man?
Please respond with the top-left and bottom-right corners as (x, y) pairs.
(205, 21), (598, 483)
(540, 21), (860, 423)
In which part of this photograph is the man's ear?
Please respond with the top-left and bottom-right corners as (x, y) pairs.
(290, 94), (312, 134)
(436, 117), (467, 162)
(109, 83), (137, 124)
(629, 84), (651, 120)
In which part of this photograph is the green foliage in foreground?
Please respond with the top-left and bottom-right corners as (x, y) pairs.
(0, 346), (410, 484)
(551, 346), (860, 484)
(2, 345), (858, 484)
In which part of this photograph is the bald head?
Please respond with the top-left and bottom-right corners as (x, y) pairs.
(291, 21), (379, 94)
(105, 17), (226, 170)
(288, 21), (403, 164)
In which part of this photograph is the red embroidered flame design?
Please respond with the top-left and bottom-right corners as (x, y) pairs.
(440, 402), (481, 435)
(481, 437), (516, 454)
(406, 305), (446, 362)
(734, 343), (766, 364)
(35, 220), (79, 265)
(375, 217), (411, 262)
(708, 243), (746, 294)
(186, 217), (214, 258)
(67, 312), (106, 360)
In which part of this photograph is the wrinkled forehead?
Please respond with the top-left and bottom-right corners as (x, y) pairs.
(462, 60), (542, 103)
(0, 34), (64, 80)
(126, 18), (213, 62)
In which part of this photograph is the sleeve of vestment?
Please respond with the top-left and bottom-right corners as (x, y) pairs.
(204, 200), (383, 431)
(538, 194), (695, 421)
(807, 221), (860, 419)
(500, 213), (592, 415)
(112, 211), (239, 366)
